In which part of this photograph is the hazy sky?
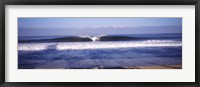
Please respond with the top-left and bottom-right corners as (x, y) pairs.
(18, 18), (182, 36)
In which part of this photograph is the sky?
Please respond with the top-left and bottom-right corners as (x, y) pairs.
(18, 18), (182, 36)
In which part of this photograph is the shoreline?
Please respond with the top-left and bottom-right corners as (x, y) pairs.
(28, 64), (182, 69)
(122, 65), (182, 69)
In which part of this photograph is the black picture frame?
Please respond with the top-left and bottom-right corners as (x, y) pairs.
(0, 0), (199, 87)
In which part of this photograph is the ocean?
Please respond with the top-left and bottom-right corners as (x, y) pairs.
(18, 33), (182, 69)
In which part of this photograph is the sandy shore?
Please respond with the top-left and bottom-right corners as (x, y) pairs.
(35, 65), (182, 69)
(123, 65), (182, 69)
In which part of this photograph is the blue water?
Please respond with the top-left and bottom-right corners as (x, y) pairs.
(18, 34), (182, 69)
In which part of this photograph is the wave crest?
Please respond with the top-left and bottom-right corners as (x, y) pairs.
(18, 40), (182, 51)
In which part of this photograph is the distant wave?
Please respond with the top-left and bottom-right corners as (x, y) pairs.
(78, 34), (106, 42)
(19, 36), (91, 43)
(18, 40), (182, 51)
(18, 34), (180, 43)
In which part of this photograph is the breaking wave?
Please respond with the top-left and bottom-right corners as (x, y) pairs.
(18, 34), (180, 43)
(18, 40), (182, 51)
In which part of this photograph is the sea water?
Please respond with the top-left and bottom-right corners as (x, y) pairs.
(18, 34), (182, 69)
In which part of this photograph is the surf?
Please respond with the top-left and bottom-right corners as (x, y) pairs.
(18, 40), (182, 51)
(78, 34), (106, 42)
(18, 35), (144, 43)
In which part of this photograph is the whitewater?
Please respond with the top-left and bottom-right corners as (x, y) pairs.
(18, 40), (182, 51)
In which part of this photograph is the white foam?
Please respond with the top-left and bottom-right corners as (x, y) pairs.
(18, 43), (53, 51)
(78, 34), (106, 42)
(57, 40), (182, 50)
(18, 40), (182, 51)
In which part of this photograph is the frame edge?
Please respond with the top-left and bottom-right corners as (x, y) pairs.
(0, 0), (5, 86)
(195, 1), (200, 85)
(1, 0), (200, 87)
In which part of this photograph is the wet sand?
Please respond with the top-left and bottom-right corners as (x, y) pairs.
(123, 65), (182, 69)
